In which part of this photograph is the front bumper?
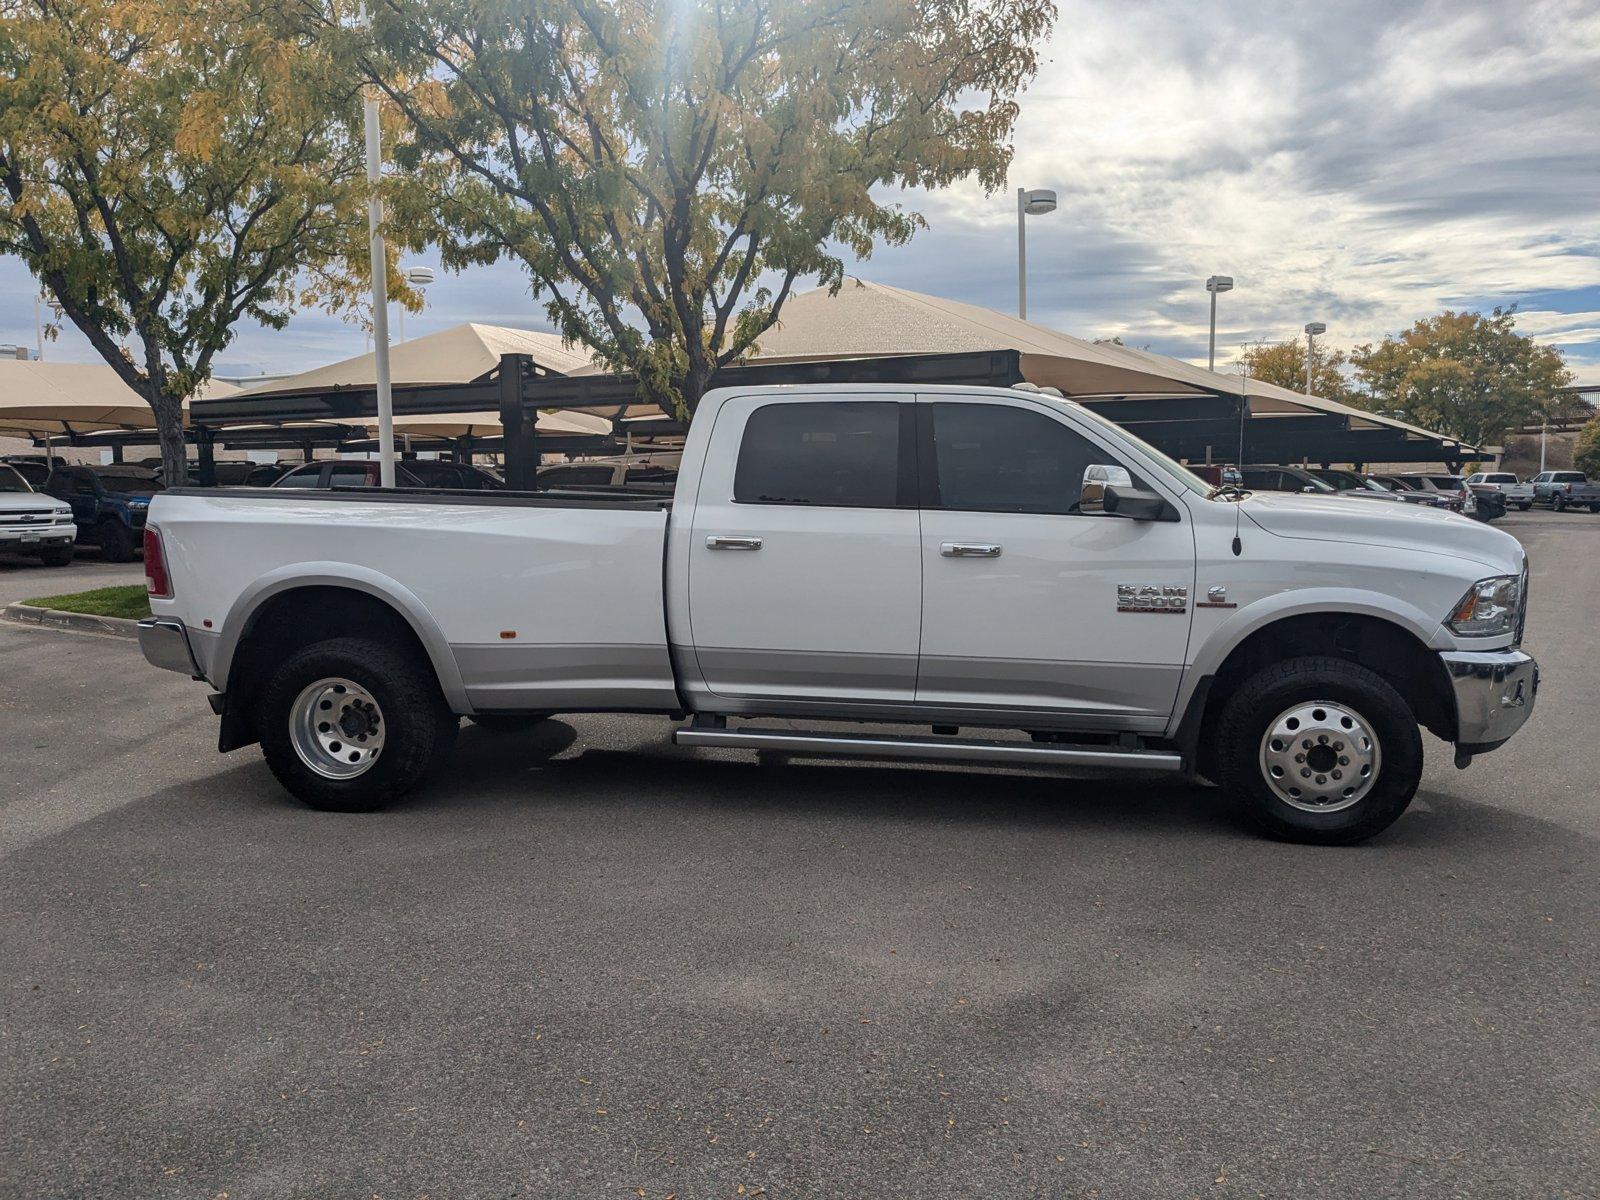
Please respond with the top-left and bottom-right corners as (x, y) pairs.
(137, 616), (203, 678)
(1441, 648), (1538, 753)
(0, 523), (75, 548)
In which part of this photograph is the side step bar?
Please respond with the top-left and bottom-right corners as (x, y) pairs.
(673, 725), (1183, 772)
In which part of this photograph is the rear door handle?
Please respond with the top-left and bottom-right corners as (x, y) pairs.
(940, 542), (1002, 558)
(706, 535), (763, 551)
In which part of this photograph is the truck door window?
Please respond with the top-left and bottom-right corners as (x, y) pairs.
(924, 402), (1128, 514)
(733, 401), (906, 507)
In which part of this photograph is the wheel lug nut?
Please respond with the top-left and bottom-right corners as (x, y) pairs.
(1295, 753), (1305, 763)
(1334, 741), (1344, 751)
(1318, 734), (1329, 744)
(1301, 768), (1311, 778)
(1315, 775), (1326, 784)
(1331, 770), (1341, 779)
(1302, 740), (1312, 749)
(1339, 756), (1349, 765)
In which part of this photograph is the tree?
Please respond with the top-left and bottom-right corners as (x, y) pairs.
(1575, 410), (1600, 477)
(0, 0), (368, 484)
(355, 0), (1055, 416)
(1239, 339), (1358, 404)
(1350, 308), (1573, 449)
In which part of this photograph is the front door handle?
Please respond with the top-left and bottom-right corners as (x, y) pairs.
(941, 542), (1002, 558)
(706, 535), (763, 551)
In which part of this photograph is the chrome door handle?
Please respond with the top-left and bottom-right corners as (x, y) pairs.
(706, 535), (763, 551)
(941, 542), (1002, 558)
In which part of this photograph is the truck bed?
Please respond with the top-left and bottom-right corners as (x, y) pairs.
(152, 486), (680, 713)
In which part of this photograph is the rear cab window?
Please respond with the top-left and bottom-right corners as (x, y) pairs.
(733, 401), (909, 508)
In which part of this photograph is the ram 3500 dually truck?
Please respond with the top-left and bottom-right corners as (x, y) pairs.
(137, 384), (1538, 844)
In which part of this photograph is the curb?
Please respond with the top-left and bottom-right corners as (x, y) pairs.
(1, 603), (141, 640)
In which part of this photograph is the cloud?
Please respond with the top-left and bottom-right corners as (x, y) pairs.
(3, 0), (1597, 383)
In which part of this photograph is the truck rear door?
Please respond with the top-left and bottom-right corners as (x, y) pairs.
(685, 395), (922, 704)
(912, 395), (1195, 730)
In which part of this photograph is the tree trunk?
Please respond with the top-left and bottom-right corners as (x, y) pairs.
(150, 389), (188, 489)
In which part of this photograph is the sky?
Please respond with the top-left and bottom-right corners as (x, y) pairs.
(3, 0), (1597, 385)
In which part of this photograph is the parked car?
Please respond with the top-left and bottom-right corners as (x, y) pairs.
(0, 462), (76, 566)
(1525, 470), (1600, 512)
(1466, 470), (1519, 493)
(1371, 473), (1474, 514)
(43, 464), (161, 561)
(538, 452), (682, 491)
(1240, 465), (1410, 508)
(154, 461), (262, 487)
(140, 383), (1537, 846)
(1465, 485), (1508, 522)
(267, 459), (502, 491)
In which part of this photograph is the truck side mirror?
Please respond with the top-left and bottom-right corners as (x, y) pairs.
(1080, 464), (1132, 514)
(1081, 464), (1169, 521)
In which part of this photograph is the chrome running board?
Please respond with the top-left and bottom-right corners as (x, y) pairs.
(673, 725), (1183, 772)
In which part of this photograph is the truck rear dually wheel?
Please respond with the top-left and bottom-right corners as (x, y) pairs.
(1215, 656), (1422, 845)
(259, 637), (447, 812)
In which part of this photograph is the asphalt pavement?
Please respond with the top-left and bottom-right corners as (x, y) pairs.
(1, 510), (1595, 1198)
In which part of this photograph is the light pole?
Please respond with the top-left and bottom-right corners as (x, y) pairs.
(1304, 321), (1326, 396)
(1016, 187), (1057, 319)
(1205, 276), (1233, 371)
(395, 266), (435, 343)
(358, 7), (396, 487)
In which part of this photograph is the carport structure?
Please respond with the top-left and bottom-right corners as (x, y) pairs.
(186, 282), (1481, 487)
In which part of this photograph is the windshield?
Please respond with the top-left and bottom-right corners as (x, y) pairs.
(1048, 399), (1213, 497)
(0, 465), (33, 493)
(99, 474), (164, 495)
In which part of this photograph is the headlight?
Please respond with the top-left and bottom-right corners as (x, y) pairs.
(1447, 574), (1522, 637)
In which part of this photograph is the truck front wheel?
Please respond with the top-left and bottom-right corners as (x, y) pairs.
(258, 636), (448, 812)
(1214, 656), (1422, 845)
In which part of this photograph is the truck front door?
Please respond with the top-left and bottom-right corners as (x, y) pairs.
(686, 396), (921, 705)
(913, 396), (1195, 732)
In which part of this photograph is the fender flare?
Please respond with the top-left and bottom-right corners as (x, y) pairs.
(213, 563), (471, 712)
(1171, 588), (1447, 734)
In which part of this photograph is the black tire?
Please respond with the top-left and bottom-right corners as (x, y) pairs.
(1552, 492), (1567, 512)
(98, 519), (135, 562)
(468, 712), (553, 733)
(1589, 504), (1600, 515)
(1214, 656), (1422, 845)
(258, 636), (447, 812)
(1517, 502), (1532, 511)
(38, 545), (74, 567)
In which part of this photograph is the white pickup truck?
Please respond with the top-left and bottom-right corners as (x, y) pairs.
(138, 383), (1538, 844)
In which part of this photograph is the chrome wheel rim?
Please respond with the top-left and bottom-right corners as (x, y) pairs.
(289, 677), (385, 780)
(1258, 700), (1380, 813)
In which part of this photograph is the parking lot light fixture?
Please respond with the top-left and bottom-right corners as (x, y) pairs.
(1017, 187), (1057, 320)
(397, 266), (435, 343)
(1304, 321), (1327, 395)
(1205, 276), (1234, 371)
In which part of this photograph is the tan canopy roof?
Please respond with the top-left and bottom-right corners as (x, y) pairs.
(744, 279), (1474, 450)
(236, 323), (594, 396)
(0, 360), (238, 437)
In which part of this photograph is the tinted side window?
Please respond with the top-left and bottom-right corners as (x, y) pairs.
(327, 465), (374, 488)
(734, 401), (904, 507)
(926, 403), (1127, 514)
(275, 466), (325, 488)
(1242, 469), (1291, 492)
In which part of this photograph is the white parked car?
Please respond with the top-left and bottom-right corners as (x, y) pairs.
(0, 463), (76, 566)
(137, 384), (1537, 845)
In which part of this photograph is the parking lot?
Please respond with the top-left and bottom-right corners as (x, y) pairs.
(1, 509), (1595, 1198)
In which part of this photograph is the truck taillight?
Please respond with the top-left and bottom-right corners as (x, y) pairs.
(144, 526), (173, 598)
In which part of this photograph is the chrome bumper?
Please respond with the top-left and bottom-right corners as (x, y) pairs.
(137, 616), (202, 678)
(1441, 648), (1538, 751)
